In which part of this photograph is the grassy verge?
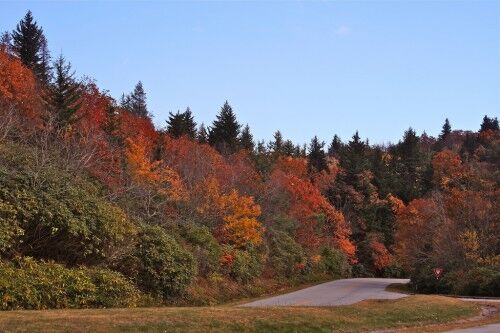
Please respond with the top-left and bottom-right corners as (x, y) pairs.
(0, 295), (480, 333)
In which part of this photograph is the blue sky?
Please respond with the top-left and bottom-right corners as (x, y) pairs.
(1, 1), (499, 145)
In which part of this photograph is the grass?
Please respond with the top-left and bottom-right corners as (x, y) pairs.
(0, 295), (482, 333)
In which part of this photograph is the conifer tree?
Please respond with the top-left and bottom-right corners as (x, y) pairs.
(166, 107), (197, 139)
(197, 123), (208, 144)
(48, 55), (80, 128)
(126, 81), (148, 118)
(11, 11), (50, 82)
(479, 115), (499, 132)
(328, 134), (342, 157)
(0, 31), (13, 54)
(438, 118), (451, 141)
(307, 136), (328, 173)
(339, 131), (369, 180)
(239, 124), (255, 151)
(268, 130), (284, 155)
(208, 101), (241, 154)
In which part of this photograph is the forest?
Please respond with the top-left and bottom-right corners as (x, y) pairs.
(0, 11), (498, 310)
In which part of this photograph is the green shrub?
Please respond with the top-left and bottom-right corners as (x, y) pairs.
(180, 223), (221, 276)
(268, 230), (305, 278)
(123, 225), (196, 299)
(226, 246), (263, 284)
(0, 142), (137, 265)
(0, 200), (22, 254)
(318, 247), (352, 278)
(410, 265), (451, 294)
(445, 267), (500, 297)
(0, 257), (141, 310)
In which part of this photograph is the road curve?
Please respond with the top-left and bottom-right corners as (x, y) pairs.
(241, 278), (410, 307)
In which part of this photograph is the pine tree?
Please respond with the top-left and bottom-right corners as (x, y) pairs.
(479, 115), (499, 132)
(166, 107), (197, 139)
(197, 123), (208, 144)
(328, 134), (342, 157)
(208, 101), (241, 154)
(307, 136), (328, 173)
(127, 81), (148, 118)
(11, 11), (50, 82)
(282, 140), (295, 156)
(48, 55), (80, 127)
(268, 130), (284, 155)
(0, 31), (13, 54)
(239, 124), (255, 151)
(37, 35), (51, 85)
(438, 118), (451, 141)
(339, 131), (369, 179)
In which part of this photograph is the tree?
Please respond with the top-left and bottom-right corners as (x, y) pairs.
(328, 134), (342, 157)
(48, 55), (80, 127)
(438, 118), (451, 141)
(124, 81), (148, 118)
(197, 123), (208, 144)
(208, 100), (241, 154)
(479, 115), (499, 133)
(0, 31), (13, 55)
(11, 11), (50, 83)
(307, 136), (328, 173)
(268, 130), (284, 155)
(239, 124), (254, 151)
(166, 107), (197, 139)
(37, 35), (51, 85)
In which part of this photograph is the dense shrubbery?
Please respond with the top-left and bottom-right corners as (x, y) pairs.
(0, 142), (137, 265)
(268, 230), (306, 278)
(180, 223), (222, 276)
(318, 247), (352, 278)
(120, 225), (196, 299)
(0, 257), (141, 310)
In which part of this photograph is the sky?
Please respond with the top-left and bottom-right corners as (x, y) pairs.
(1, 1), (499, 145)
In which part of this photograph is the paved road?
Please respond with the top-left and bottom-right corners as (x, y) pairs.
(444, 323), (500, 333)
(241, 278), (410, 307)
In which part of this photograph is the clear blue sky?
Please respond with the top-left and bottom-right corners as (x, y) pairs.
(1, 1), (499, 145)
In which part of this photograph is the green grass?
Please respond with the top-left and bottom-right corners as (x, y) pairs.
(0, 295), (480, 333)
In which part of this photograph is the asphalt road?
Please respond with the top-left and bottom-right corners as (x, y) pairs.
(444, 323), (500, 333)
(241, 278), (410, 307)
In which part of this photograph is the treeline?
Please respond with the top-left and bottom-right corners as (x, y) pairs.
(0, 11), (498, 310)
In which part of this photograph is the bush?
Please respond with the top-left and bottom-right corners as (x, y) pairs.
(410, 265), (451, 294)
(445, 266), (500, 297)
(0, 257), (141, 310)
(0, 142), (137, 265)
(180, 223), (221, 276)
(318, 247), (352, 278)
(268, 230), (305, 278)
(123, 225), (196, 299)
(0, 200), (22, 254)
(222, 246), (263, 283)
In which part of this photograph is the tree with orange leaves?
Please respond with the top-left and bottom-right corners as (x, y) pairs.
(197, 177), (264, 248)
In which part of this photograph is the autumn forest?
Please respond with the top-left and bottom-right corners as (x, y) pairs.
(0, 11), (498, 310)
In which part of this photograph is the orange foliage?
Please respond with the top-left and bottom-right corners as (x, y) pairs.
(197, 177), (264, 248)
(117, 109), (157, 144)
(0, 50), (41, 125)
(370, 240), (392, 270)
(432, 150), (467, 188)
(126, 135), (186, 200)
(270, 157), (356, 260)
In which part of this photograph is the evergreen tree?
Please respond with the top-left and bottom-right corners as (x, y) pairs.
(208, 101), (241, 154)
(0, 31), (13, 54)
(307, 136), (328, 173)
(239, 124), (255, 151)
(127, 81), (148, 118)
(479, 115), (499, 132)
(48, 55), (80, 127)
(166, 107), (197, 139)
(257, 140), (266, 154)
(268, 130), (284, 155)
(197, 123), (208, 144)
(339, 131), (369, 181)
(37, 35), (51, 85)
(438, 118), (451, 141)
(282, 140), (295, 156)
(328, 134), (343, 157)
(11, 11), (50, 82)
